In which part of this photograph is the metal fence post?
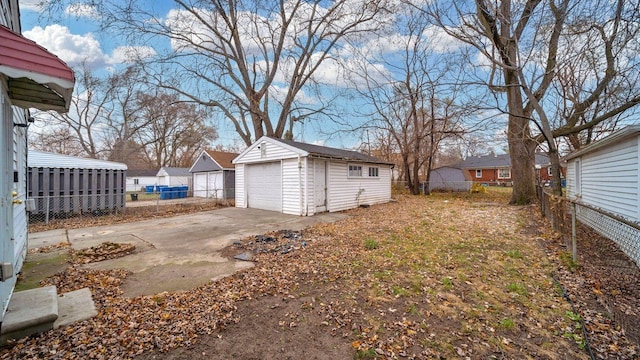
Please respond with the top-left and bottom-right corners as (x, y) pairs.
(571, 202), (577, 262)
(45, 195), (50, 225)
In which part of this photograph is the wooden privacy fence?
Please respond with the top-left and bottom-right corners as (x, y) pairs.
(27, 167), (126, 220)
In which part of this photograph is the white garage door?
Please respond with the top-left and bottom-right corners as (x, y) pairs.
(194, 173), (208, 198)
(246, 162), (282, 212)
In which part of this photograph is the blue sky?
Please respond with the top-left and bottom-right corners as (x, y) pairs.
(17, 0), (509, 153)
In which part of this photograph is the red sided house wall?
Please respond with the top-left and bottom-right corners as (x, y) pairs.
(466, 166), (563, 185)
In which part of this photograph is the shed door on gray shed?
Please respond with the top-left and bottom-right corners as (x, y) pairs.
(246, 162), (282, 212)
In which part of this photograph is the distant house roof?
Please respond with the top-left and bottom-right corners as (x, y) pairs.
(430, 166), (473, 181)
(268, 136), (391, 164)
(204, 150), (238, 169)
(28, 150), (127, 170)
(158, 167), (190, 176)
(127, 169), (158, 177)
(454, 153), (551, 169)
(565, 125), (640, 161)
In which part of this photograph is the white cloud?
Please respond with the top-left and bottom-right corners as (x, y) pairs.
(19, 0), (43, 12)
(269, 85), (317, 105)
(65, 3), (100, 19)
(107, 46), (157, 64)
(23, 24), (106, 68)
(23, 25), (154, 69)
(422, 25), (465, 53)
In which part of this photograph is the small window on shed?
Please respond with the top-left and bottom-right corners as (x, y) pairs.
(475, 169), (482, 178)
(547, 166), (553, 177)
(348, 164), (363, 177)
(134, 178), (139, 185)
(260, 142), (267, 158)
(368, 167), (379, 177)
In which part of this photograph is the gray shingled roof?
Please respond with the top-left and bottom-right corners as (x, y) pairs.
(160, 167), (190, 176)
(127, 169), (158, 177)
(270, 137), (391, 164)
(454, 153), (550, 169)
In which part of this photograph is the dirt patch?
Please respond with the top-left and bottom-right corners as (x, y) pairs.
(137, 292), (351, 360)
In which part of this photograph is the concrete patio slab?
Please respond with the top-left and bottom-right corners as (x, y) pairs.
(28, 207), (347, 297)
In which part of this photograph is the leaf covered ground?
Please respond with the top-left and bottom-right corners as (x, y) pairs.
(2, 190), (637, 359)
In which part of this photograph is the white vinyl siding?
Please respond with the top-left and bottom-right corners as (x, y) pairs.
(282, 158), (303, 215)
(235, 164), (245, 207)
(12, 113), (27, 275)
(566, 160), (578, 198)
(327, 161), (391, 212)
(236, 141), (299, 164)
(568, 135), (638, 221)
(126, 176), (157, 192)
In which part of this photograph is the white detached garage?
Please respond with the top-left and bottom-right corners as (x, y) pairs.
(233, 136), (393, 215)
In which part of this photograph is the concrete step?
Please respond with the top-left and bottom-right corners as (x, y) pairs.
(1, 286), (58, 345)
(1, 286), (98, 346)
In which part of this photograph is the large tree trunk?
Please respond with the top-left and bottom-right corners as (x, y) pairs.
(504, 71), (537, 205)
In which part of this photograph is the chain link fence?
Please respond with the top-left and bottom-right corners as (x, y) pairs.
(27, 190), (228, 232)
(538, 186), (640, 345)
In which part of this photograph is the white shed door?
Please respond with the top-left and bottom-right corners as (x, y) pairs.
(315, 160), (327, 212)
(246, 162), (282, 212)
(194, 173), (208, 198)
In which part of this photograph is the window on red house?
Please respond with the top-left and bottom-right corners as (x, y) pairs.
(497, 168), (511, 179)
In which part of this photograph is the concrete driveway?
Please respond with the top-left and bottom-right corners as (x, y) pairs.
(29, 207), (347, 297)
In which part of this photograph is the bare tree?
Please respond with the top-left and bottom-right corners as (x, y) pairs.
(45, 0), (391, 146)
(31, 63), (112, 158)
(426, 0), (640, 201)
(28, 127), (86, 156)
(352, 6), (475, 195)
(134, 92), (218, 168)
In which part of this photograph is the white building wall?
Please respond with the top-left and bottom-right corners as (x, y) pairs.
(126, 176), (157, 192)
(568, 135), (639, 221)
(235, 138), (299, 164)
(1, 0), (29, 320)
(306, 159), (316, 215)
(282, 158), (302, 215)
(12, 111), (27, 273)
(167, 176), (190, 186)
(327, 161), (392, 212)
(235, 164), (245, 207)
(566, 159), (577, 199)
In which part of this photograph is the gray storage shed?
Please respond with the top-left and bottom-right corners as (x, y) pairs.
(190, 150), (237, 200)
(428, 166), (473, 192)
(27, 151), (127, 219)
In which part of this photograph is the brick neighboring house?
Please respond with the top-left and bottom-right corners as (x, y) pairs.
(454, 153), (563, 186)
